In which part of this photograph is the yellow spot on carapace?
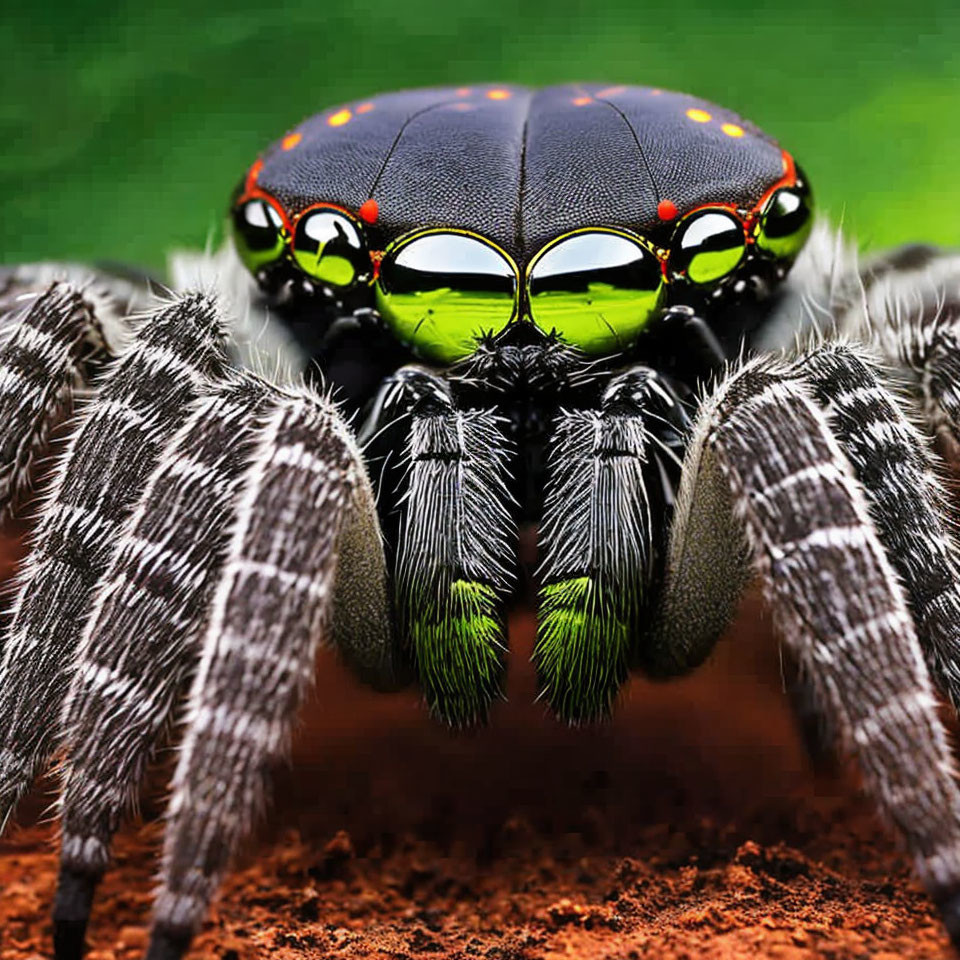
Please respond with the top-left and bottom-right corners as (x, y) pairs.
(486, 88), (511, 100)
(356, 102), (374, 114)
(572, 96), (592, 106)
(686, 107), (712, 123)
(327, 108), (352, 127)
(597, 85), (626, 97)
(722, 122), (744, 138)
(456, 86), (472, 96)
(281, 132), (302, 151)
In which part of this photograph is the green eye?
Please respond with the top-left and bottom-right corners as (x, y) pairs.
(292, 209), (372, 288)
(671, 210), (746, 284)
(757, 180), (813, 261)
(376, 231), (518, 363)
(232, 197), (286, 273)
(526, 230), (664, 354)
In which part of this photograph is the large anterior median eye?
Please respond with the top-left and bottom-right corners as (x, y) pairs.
(232, 197), (286, 272)
(670, 210), (746, 285)
(757, 176), (813, 261)
(376, 231), (518, 363)
(526, 231), (664, 354)
(292, 208), (372, 288)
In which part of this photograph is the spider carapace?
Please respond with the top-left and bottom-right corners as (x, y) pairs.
(1, 84), (960, 960)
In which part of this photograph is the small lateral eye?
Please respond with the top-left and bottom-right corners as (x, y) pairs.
(376, 231), (518, 364)
(292, 209), (372, 288)
(757, 177), (813, 261)
(670, 210), (746, 285)
(526, 230), (664, 354)
(232, 197), (286, 273)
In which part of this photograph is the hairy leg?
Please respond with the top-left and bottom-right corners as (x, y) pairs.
(0, 292), (229, 821)
(793, 342), (960, 707)
(147, 386), (388, 960)
(52, 375), (271, 960)
(650, 353), (960, 943)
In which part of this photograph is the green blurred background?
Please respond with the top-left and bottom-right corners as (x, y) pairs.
(3, 0), (958, 270)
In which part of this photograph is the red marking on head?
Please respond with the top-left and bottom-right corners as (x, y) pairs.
(657, 199), (678, 221)
(244, 158), (264, 193)
(359, 199), (379, 224)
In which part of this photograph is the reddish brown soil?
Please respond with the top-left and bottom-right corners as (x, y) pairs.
(0, 592), (954, 959)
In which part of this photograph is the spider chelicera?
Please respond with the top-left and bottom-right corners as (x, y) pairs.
(1, 83), (960, 960)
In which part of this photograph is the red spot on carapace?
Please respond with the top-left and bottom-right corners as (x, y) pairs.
(281, 132), (302, 151)
(244, 158), (264, 193)
(572, 96), (592, 106)
(456, 87), (472, 97)
(356, 102), (374, 114)
(359, 199), (379, 224)
(658, 199), (678, 221)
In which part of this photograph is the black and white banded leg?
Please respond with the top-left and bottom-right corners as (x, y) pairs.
(0, 291), (230, 819)
(149, 386), (392, 960)
(52, 375), (272, 960)
(535, 366), (686, 722)
(793, 342), (960, 708)
(647, 355), (960, 943)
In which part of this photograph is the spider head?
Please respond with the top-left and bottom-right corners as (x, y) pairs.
(229, 85), (814, 390)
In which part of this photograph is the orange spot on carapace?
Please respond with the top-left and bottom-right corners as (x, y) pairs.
(722, 123), (744, 138)
(356, 102), (374, 114)
(359, 199), (379, 224)
(327, 109), (352, 127)
(572, 96), (592, 106)
(486, 89), (511, 100)
(686, 108), (712, 123)
(281, 132), (302, 151)
(597, 85), (626, 97)
(456, 87), (472, 96)
(658, 199), (678, 221)
(649, 88), (662, 95)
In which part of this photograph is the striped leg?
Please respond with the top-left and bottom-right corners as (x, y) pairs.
(793, 342), (960, 708)
(653, 354), (960, 945)
(392, 370), (516, 727)
(535, 367), (685, 723)
(0, 293), (229, 822)
(0, 282), (114, 518)
(148, 386), (390, 960)
(838, 249), (960, 467)
(52, 376), (271, 960)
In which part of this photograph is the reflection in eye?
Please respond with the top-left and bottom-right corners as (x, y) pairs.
(670, 211), (746, 284)
(292, 209), (371, 288)
(232, 197), (286, 273)
(376, 232), (518, 363)
(757, 179), (813, 261)
(527, 231), (664, 354)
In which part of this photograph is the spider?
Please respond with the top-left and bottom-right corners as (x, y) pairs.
(1, 82), (960, 960)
